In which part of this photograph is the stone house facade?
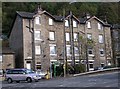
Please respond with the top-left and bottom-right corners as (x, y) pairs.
(111, 24), (120, 67)
(9, 6), (113, 72)
(0, 47), (15, 70)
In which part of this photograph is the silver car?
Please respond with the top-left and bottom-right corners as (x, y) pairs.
(5, 68), (41, 83)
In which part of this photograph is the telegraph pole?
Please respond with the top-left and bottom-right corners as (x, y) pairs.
(63, 8), (67, 77)
(32, 19), (36, 71)
(69, 11), (75, 72)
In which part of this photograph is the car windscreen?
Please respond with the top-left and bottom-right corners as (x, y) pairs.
(25, 69), (35, 74)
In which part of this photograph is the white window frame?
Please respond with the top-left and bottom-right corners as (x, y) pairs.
(74, 47), (79, 55)
(66, 45), (71, 56)
(35, 30), (41, 41)
(101, 63), (105, 67)
(49, 44), (57, 55)
(89, 61), (94, 71)
(98, 23), (103, 30)
(99, 35), (104, 43)
(74, 33), (78, 41)
(88, 48), (93, 56)
(73, 20), (77, 27)
(87, 33), (92, 40)
(65, 20), (69, 27)
(99, 48), (104, 56)
(66, 33), (70, 41)
(49, 18), (53, 25)
(35, 16), (41, 24)
(49, 31), (55, 41)
(35, 46), (41, 55)
(87, 21), (91, 28)
(0, 55), (2, 62)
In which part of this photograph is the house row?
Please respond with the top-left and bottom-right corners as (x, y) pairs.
(8, 6), (114, 72)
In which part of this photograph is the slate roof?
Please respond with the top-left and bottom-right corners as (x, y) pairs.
(16, 11), (111, 28)
(111, 24), (120, 29)
(54, 15), (63, 22)
(79, 18), (87, 24)
(16, 11), (35, 19)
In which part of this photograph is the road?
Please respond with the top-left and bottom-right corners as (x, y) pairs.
(1, 72), (120, 89)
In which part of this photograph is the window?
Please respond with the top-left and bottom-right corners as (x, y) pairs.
(74, 33), (78, 41)
(35, 17), (41, 24)
(89, 61), (94, 70)
(101, 63), (104, 67)
(66, 45), (71, 55)
(35, 46), (41, 55)
(49, 31), (55, 40)
(88, 48), (93, 55)
(99, 48), (104, 56)
(87, 33), (92, 40)
(99, 35), (104, 43)
(66, 33), (70, 41)
(89, 64), (93, 68)
(65, 20), (69, 27)
(0, 55), (2, 62)
(35, 31), (41, 40)
(98, 23), (103, 30)
(87, 22), (91, 28)
(49, 18), (53, 25)
(73, 20), (77, 27)
(50, 45), (56, 55)
(74, 47), (79, 54)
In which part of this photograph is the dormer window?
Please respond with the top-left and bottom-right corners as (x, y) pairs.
(73, 20), (77, 27)
(35, 16), (41, 24)
(49, 18), (53, 25)
(65, 20), (69, 27)
(87, 21), (91, 28)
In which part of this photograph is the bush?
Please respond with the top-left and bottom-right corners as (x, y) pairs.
(74, 64), (86, 73)
(67, 64), (86, 74)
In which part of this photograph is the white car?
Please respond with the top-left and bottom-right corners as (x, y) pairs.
(36, 70), (47, 79)
(5, 68), (41, 83)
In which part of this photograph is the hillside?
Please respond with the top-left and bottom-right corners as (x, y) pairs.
(2, 2), (119, 36)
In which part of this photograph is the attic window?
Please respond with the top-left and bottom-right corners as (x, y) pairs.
(35, 17), (41, 24)
(98, 23), (103, 30)
(65, 20), (69, 27)
(87, 21), (91, 28)
(73, 20), (77, 27)
(49, 18), (53, 25)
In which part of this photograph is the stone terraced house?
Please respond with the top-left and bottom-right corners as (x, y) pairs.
(9, 6), (113, 72)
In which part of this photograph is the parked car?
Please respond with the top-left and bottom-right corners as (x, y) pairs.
(5, 68), (41, 83)
(0, 69), (4, 77)
(94, 67), (103, 71)
(103, 66), (113, 69)
(36, 70), (47, 79)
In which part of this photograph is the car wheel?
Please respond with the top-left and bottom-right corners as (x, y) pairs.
(7, 78), (13, 83)
(26, 77), (32, 83)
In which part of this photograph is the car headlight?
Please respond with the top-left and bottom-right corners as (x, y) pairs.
(33, 75), (37, 78)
